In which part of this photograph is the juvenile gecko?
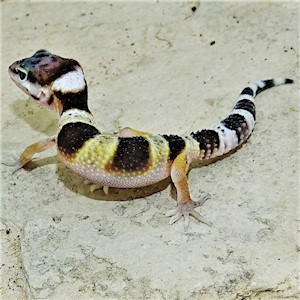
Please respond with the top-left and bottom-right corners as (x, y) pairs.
(8, 50), (293, 224)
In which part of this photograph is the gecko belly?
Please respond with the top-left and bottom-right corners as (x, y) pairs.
(67, 162), (171, 188)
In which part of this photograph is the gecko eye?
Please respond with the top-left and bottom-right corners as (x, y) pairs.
(16, 67), (28, 81)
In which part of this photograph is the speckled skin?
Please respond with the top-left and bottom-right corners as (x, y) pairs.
(8, 50), (293, 224)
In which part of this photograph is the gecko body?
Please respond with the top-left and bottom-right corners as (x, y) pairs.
(8, 50), (293, 224)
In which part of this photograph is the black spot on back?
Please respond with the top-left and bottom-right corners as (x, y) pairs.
(161, 135), (186, 161)
(234, 99), (256, 120)
(221, 114), (248, 143)
(191, 129), (220, 155)
(57, 122), (99, 155)
(112, 137), (150, 172)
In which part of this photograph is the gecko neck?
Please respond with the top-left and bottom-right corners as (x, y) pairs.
(58, 108), (96, 129)
(52, 66), (90, 116)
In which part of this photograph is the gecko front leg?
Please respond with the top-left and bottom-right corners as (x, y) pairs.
(4, 136), (56, 172)
(166, 151), (211, 226)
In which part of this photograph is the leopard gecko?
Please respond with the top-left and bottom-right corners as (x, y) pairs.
(7, 50), (293, 224)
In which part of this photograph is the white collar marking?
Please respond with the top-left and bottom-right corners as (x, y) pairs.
(52, 67), (86, 93)
(58, 109), (95, 127)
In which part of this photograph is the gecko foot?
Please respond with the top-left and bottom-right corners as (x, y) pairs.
(166, 193), (211, 226)
(1, 151), (33, 173)
(83, 180), (108, 194)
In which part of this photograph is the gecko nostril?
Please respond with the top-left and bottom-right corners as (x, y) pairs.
(10, 67), (18, 74)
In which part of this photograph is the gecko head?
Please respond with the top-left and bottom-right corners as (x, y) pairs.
(9, 49), (89, 116)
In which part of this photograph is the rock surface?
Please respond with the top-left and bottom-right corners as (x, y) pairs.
(1, 1), (299, 299)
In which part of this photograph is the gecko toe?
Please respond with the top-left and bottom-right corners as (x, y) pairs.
(168, 212), (183, 225)
(2, 151), (24, 173)
(195, 192), (211, 206)
(189, 210), (212, 227)
(165, 208), (177, 217)
(90, 184), (103, 192)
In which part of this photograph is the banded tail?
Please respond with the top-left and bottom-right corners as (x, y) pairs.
(191, 78), (294, 160)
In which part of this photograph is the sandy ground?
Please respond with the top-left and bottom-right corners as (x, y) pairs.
(1, 1), (299, 299)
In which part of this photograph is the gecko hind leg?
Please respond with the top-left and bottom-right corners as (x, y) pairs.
(166, 152), (212, 226)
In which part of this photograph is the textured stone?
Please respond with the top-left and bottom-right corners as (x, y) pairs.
(1, 1), (299, 299)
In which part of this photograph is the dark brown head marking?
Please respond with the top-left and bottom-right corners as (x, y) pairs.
(20, 50), (80, 85)
(9, 50), (81, 86)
